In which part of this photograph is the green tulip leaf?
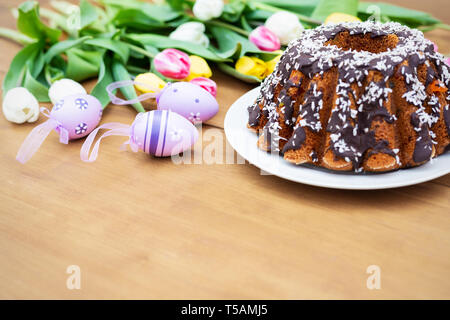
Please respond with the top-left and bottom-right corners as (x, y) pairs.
(127, 34), (231, 62)
(66, 48), (103, 82)
(91, 54), (115, 108)
(17, 1), (61, 43)
(80, 0), (98, 30)
(311, 0), (359, 21)
(2, 41), (43, 97)
(44, 36), (92, 64)
(221, 0), (247, 23)
(100, 0), (180, 22)
(85, 38), (130, 63)
(23, 68), (50, 102)
(358, 2), (440, 26)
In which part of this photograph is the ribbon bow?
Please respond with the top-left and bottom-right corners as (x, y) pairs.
(106, 80), (162, 105)
(16, 107), (70, 164)
(80, 122), (139, 162)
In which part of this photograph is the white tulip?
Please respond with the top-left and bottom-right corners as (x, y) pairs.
(48, 78), (86, 105)
(169, 22), (210, 47)
(265, 11), (304, 45)
(2, 87), (40, 124)
(193, 0), (224, 21)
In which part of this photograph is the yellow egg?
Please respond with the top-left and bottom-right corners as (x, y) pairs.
(185, 55), (212, 81)
(324, 12), (361, 24)
(235, 56), (267, 80)
(134, 73), (166, 93)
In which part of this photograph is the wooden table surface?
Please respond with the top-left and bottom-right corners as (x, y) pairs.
(0, 0), (449, 299)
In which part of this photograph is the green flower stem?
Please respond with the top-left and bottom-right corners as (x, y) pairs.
(0, 27), (35, 45)
(205, 19), (250, 37)
(125, 43), (156, 59)
(251, 2), (322, 25)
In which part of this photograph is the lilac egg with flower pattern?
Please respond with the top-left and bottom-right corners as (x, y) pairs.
(130, 110), (198, 157)
(51, 93), (102, 140)
(156, 82), (218, 123)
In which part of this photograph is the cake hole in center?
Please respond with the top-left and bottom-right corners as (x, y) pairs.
(325, 31), (398, 53)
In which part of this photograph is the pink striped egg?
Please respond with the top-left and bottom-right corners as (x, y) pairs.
(130, 110), (198, 157)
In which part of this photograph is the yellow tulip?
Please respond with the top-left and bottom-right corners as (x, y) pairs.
(134, 72), (166, 93)
(265, 54), (282, 77)
(235, 56), (267, 80)
(185, 55), (212, 81)
(324, 12), (361, 24)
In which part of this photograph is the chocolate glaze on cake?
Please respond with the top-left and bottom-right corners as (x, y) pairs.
(247, 21), (450, 172)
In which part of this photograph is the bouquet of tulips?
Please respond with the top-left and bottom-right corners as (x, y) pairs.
(1, 0), (448, 111)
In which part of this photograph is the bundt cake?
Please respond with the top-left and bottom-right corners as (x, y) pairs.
(247, 21), (450, 172)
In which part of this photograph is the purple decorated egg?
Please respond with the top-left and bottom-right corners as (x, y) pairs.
(51, 94), (102, 140)
(130, 110), (198, 157)
(156, 82), (218, 123)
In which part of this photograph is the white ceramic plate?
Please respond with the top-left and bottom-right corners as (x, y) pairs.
(224, 87), (450, 190)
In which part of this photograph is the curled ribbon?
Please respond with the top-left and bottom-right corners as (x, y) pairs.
(106, 80), (162, 106)
(16, 107), (69, 164)
(80, 122), (138, 162)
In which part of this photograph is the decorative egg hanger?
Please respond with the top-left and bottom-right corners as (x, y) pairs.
(80, 110), (199, 161)
(16, 94), (102, 164)
(106, 79), (219, 123)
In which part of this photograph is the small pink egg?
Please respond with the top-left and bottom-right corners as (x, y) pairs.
(156, 82), (218, 123)
(130, 110), (198, 157)
(51, 94), (102, 140)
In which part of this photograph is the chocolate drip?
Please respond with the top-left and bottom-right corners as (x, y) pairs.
(410, 112), (433, 162)
(368, 140), (396, 157)
(425, 65), (437, 87)
(248, 105), (260, 127)
(298, 84), (324, 132)
(282, 126), (306, 154)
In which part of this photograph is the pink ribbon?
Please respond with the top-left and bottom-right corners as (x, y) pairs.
(80, 122), (138, 162)
(106, 80), (160, 105)
(16, 107), (69, 164)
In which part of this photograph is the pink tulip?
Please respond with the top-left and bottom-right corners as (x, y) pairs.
(189, 77), (217, 97)
(154, 49), (191, 80)
(445, 57), (450, 66)
(249, 26), (281, 52)
(433, 42), (438, 52)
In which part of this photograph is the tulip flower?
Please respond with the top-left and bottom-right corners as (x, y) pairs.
(185, 55), (212, 81)
(49, 79), (87, 105)
(265, 11), (304, 45)
(193, 0), (224, 21)
(265, 53), (282, 77)
(190, 77), (217, 97)
(134, 73), (166, 94)
(235, 56), (267, 80)
(2, 87), (39, 124)
(324, 13), (361, 24)
(154, 49), (191, 80)
(169, 22), (210, 48)
(446, 57), (450, 66)
(249, 26), (281, 52)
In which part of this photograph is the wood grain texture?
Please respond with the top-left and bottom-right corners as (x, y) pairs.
(0, 0), (449, 299)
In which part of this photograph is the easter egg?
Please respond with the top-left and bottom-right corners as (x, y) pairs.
(156, 82), (218, 123)
(51, 94), (102, 140)
(130, 110), (198, 157)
